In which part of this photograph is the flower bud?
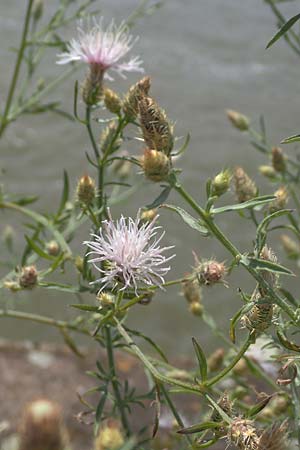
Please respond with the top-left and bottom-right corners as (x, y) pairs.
(280, 234), (300, 259)
(211, 169), (231, 197)
(233, 166), (257, 203)
(269, 186), (288, 213)
(97, 292), (115, 306)
(140, 208), (158, 222)
(232, 358), (248, 377)
(76, 175), (96, 206)
(123, 76), (151, 120)
(259, 165), (276, 179)
(207, 348), (225, 372)
(196, 259), (227, 286)
(104, 88), (122, 114)
(226, 109), (249, 131)
(99, 121), (120, 155)
(138, 96), (174, 154)
(81, 64), (104, 105)
(182, 276), (202, 304)
(19, 265), (38, 289)
(189, 301), (204, 316)
(46, 240), (60, 256)
(271, 147), (286, 173)
(18, 399), (68, 450)
(142, 148), (171, 182)
(241, 299), (273, 333)
(94, 420), (124, 450)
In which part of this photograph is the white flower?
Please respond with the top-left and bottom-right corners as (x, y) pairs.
(57, 17), (144, 79)
(84, 212), (175, 292)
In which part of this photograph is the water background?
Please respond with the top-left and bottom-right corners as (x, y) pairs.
(1, 0), (300, 355)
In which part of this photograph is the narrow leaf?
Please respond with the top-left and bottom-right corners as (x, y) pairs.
(242, 256), (294, 276)
(281, 133), (300, 144)
(60, 327), (84, 357)
(266, 13), (300, 48)
(212, 195), (276, 214)
(162, 204), (209, 236)
(71, 304), (100, 312)
(192, 337), (207, 382)
(178, 421), (222, 435)
(57, 170), (69, 216)
(246, 395), (272, 418)
(146, 185), (171, 209)
(95, 389), (108, 422)
(25, 235), (54, 260)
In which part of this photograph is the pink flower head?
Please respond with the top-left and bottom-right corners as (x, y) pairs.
(84, 212), (175, 292)
(57, 17), (144, 79)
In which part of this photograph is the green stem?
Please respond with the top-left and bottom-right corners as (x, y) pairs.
(0, 0), (34, 137)
(86, 106), (100, 160)
(105, 325), (131, 436)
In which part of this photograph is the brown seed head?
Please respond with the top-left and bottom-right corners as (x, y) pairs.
(257, 421), (289, 450)
(196, 259), (227, 286)
(46, 240), (60, 256)
(269, 186), (289, 213)
(123, 76), (151, 120)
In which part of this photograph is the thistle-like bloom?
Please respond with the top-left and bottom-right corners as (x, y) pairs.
(84, 213), (174, 292)
(57, 17), (144, 79)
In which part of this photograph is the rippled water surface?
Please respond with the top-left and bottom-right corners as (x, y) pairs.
(1, 0), (300, 354)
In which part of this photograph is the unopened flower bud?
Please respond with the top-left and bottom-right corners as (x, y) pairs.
(182, 276), (202, 304)
(94, 420), (124, 450)
(233, 166), (257, 203)
(46, 240), (60, 256)
(97, 292), (115, 306)
(196, 259), (227, 286)
(81, 64), (104, 105)
(140, 208), (158, 222)
(208, 348), (225, 372)
(123, 76), (151, 120)
(232, 358), (248, 377)
(77, 175), (96, 205)
(269, 186), (288, 213)
(19, 399), (68, 450)
(138, 96), (174, 154)
(32, 0), (43, 22)
(280, 234), (300, 259)
(272, 147), (286, 173)
(189, 301), (204, 316)
(142, 148), (171, 182)
(99, 121), (120, 155)
(104, 88), (122, 114)
(259, 165), (276, 179)
(19, 265), (38, 289)
(211, 169), (231, 197)
(226, 109), (249, 131)
(74, 256), (84, 273)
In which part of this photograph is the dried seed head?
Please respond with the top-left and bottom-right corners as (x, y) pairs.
(142, 148), (171, 182)
(271, 147), (286, 173)
(226, 109), (249, 131)
(77, 174), (96, 206)
(19, 399), (68, 450)
(81, 64), (104, 105)
(229, 419), (259, 450)
(269, 186), (289, 213)
(138, 96), (174, 154)
(208, 348), (225, 372)
(19, 265), (38, 289)
(233, 167), (257, 203)
(46, 240), (60, 256)
(99, 121), (121, 155)
(140, 208), (158, 222)
(211, 169), (232, 197)
(123, 76), (151, 120)
(257, 421), (289, 450)
(182, 276), (202, 304)
(196, 259), (227, 286)
(189, 301), (204, 316)
(104, 88), (122, 114)
(241, 299), (273, 334)
(259, 165), (276, 179)
(280, 234), (300, 259)
(94, 420), (124, 450)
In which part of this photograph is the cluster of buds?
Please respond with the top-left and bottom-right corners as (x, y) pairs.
(226, 109), (249, 131)
(269, 186), (289, 213)
(19, 265), (38, 289)
(233, 167), (257, 203)
(141, 148), (171, 182)
(194, 257), (227, 287)
(81, 64), (105, 105)
(76, 174), (96, 206)
(123, 76), (151, 121)
(271, 147), (286, 173)
(104, 88), (122, 114)
(228, 419), (288, 450)
(18, 399), (68, 450)
(94, 420), (124, 450)
(280, 234), (300, 259)
(99, 121), (121, 155)
(211, 169), (231, 197)
(182, 275), (203, 316)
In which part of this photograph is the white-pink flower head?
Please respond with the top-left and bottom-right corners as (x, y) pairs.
(84, 212), (175, 292)
(57, 17), (144, 79)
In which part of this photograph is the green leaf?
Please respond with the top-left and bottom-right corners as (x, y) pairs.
(95, 389), (108, 422)
(71, 304), (100, 312)
(125, 327), (168, 363)
(212, 195), (276, 214)
(241, 255), (294, 276)
(246, 396), (272, 418)
(14, 195), (39, 206)
(178, 421), (223, 435)
(146, 185), (172, 209)
(266, 13), (300, 49)
(230, 302), (254, 343)
(256, 209), (292, 252)
(59, 327), (84, 357)
(192, 337), (207, 382)
(171, 132), (190, 156)
(162, 204), (209, 236)
(40, 282), (82, 293)
(281, 133), (300, 144)
(57, 170), (69, 217)
(25, 235), (54, 260)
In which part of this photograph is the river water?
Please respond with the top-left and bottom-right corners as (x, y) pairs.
(1, 0), (300, 355)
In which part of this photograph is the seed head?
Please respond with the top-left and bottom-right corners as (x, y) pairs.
(257, 421), (289, 450)
(226, 109), (249, 131)
(241, 300), (273, 334)
(123, 76), (151, 120)
(19, 265), (38, 289)
(229, 419), (259, 449)
(142, 148), (171, 182)
(259, 245), (278, 291)
(233, 167), (257, 203)
(195, 259), (227, 286)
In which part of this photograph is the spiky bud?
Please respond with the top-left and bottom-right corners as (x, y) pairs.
(259, 165), (276, 179)
(81, 64), (104, 105)
(18, 399), (68, 450)
(196, 260), (227, 286)
(269, 186), (289, 213)
(189, 301), (204, 316)
(233, 167), (257, 203)
(46, 240), (60, 256)
(77, 175), (96, 206)
(142, 148), (171, 182)
(241, 297), (273, 333)
(99, 121), (121, 155)
(94, 420), (124, 450)
(182, 276), (202, 304)
(104, 88), (122, 114)
(138, 96), (174, 154)
(229, 419), (259, 449)
(208, 348), (225, 372)
(123, 76), (151, 120)
(211, 169), (231, 197)
(271, 147), (286, 173)
(226, 109), (249, 131)
(19, 265), (38, 289)
(140, 208), (158, 222)
(280, 234), (300, 259)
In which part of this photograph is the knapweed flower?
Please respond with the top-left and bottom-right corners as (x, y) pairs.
(84, 212), (174, 292)
(57, 17), (144, 79)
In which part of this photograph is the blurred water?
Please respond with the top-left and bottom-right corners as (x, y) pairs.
(1, 0), (300, 355)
